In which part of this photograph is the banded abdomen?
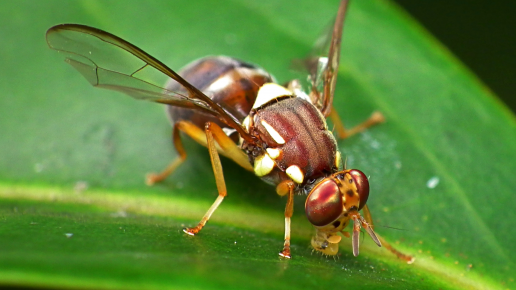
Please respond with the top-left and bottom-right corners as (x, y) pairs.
(166, 56), (274, 140)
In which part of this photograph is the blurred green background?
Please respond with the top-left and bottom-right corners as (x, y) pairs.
(395, 0), (516, 112)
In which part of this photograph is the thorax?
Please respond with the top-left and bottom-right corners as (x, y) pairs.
(243, 96), (339, 191)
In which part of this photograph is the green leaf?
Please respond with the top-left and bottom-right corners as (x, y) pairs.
(1, 0), (514, 289)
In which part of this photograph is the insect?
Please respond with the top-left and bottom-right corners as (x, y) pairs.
(46, 0), (413, 262)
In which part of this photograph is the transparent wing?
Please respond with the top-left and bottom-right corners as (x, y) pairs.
(296, 0), (349, 117)
(46, 24), (254, 142)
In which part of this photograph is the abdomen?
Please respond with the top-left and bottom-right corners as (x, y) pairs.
(166, 56), (274, 139)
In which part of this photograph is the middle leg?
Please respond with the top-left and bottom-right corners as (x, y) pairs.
(183, 122), (236, 235)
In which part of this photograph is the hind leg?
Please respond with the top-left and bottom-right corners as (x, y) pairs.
(146, 122), (187, 185)
(330, 106), (385, 139)
(146, 120), (252, 185)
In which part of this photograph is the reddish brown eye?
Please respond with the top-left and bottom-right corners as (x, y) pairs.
(349, 169), (370, 211)
(305, 179), (343, 226)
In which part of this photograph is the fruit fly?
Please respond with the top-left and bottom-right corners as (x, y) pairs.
(46, 0), (413, 262)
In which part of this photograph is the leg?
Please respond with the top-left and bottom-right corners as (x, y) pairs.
(146, 120), (252, 185)
(276, 180), (295, 258)
(362, 205), (415, 263)
(349, 212), (380, 257)
(330, 106), (385, 139)
(146, 122), (187, 185)
(184, 122), (230, 235)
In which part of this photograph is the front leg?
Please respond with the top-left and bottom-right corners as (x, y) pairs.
(362, 205), (415, 263)
(276, 180), (295, 258)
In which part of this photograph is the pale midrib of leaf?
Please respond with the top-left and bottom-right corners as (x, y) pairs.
(0, 183), (310, 237)
(0, 183), (494, 290)
(0, 268), (192, 290)
(0, 182), (409, 258)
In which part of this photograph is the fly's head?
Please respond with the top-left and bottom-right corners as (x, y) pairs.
(305, 169), (381, 256)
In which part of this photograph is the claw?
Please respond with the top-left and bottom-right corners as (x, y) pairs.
(279, 249), (291, 259)
(183, 227), (198, 236)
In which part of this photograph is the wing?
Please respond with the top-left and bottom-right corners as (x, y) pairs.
(299, 0), (349, 117)
(46, 24), (255, 143)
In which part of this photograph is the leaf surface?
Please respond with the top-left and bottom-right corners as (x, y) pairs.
(0, 0), (514, 289)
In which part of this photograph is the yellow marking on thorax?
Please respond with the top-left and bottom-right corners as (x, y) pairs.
(335, 151), (342, 169)
(253, 83), (292, 109)
(206, 75), (233, 92)
(286, 165), (304, 184)
(254, 153), (275, 177)
(266, 148), (281, 159)
(261, 120), (285, 144)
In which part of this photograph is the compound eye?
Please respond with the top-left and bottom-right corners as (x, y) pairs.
(349, 169), (370, 211)
(305, 179), (343, 226)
